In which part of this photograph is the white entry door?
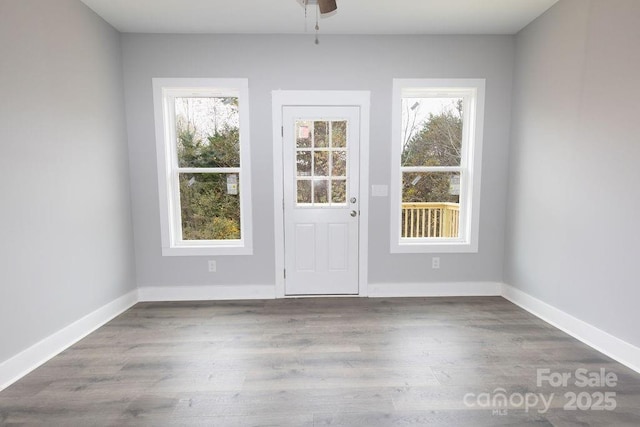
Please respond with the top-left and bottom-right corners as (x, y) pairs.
(282, 106), (360, 295)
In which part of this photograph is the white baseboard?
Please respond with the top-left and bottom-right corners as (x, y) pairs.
(138, 284), (276, 302)
(502, 283), (640, 374)
(0, 289), (138, 391)
(368, 281), (502, 297)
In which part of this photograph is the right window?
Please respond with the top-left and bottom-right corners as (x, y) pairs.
(390, 79), (485, 253)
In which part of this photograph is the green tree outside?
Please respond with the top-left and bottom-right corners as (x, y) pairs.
(401, 99), (463, 204)
(175, 98), (241, 240)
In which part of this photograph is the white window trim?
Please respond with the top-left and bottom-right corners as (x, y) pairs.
(390, 78), (485, 253)
(152, 78), (253, 256)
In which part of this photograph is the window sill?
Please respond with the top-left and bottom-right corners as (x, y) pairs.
(391, 240), (478, 254)
(162, 244), (253, 256)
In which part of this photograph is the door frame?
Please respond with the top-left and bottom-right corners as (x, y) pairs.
(272, 91), (370, 298)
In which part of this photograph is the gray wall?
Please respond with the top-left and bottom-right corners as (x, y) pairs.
(121, 34), (514, 288)
(0, 0), (136, 362)
(505, 0), (640, 346)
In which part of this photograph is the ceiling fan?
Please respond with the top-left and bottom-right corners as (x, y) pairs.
(299, 0), (337, 44)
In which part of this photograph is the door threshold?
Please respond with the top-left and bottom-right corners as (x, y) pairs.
(282, 293), (363, 299)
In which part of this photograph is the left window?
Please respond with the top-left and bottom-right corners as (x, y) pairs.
(153, 78), (252, 256)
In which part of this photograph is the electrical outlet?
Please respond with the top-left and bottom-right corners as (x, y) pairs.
(432, 257), (440, 269)
(208, 260), (217, 273)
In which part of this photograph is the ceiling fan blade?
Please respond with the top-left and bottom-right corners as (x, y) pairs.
(318, 0), (337, 14)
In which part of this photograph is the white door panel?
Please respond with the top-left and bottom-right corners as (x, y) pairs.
(328, 223), (348, 271)
(294, 224), (316, 271)
(283, 106), (360, 295)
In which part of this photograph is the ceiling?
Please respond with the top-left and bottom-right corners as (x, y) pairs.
(79, 0), (558, 35)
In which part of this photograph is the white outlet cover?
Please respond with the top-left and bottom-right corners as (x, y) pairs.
(208, 260), (217, 272)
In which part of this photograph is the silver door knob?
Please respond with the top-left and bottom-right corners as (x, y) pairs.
(350, 210), (357, 217)
(350, 197), (357, 203)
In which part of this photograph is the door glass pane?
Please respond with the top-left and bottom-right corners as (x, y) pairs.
(297, 151), (311, 176)
(401, 171), (460, 238)
(297, 180), (311, 204)
(331, 180), (347, 204)
(314, 179), (329, 204)
(294, 119), (350, 207)
(331, 121), (347, 147)
(332, 151), (346, 177)
(314, 151), (329, 176)
(400, 97), (463, 167)
(314, 121), (329, 147)
(179, 173), (241, 240)
(175, 97), (240, 168)
(296, 120), (312, 148)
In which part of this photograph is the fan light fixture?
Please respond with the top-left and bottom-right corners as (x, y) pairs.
(299, 0), (337, 44)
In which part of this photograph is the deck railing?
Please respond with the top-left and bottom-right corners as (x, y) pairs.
(402, 202), (460, 238)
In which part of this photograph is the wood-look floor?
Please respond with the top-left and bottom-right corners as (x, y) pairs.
(1, 297), (639, 426)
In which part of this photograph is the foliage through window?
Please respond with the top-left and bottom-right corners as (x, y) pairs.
(402, 97), (462, 238)
(391, 79), (485, 253)
(153, 79), (252, 255)
(175, 97), (240, 240)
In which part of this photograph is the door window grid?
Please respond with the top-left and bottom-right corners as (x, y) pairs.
(295, 120), (348, 206)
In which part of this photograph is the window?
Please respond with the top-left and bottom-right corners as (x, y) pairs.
(390, 79), (485, 253)
(153, 78), (252, 255)
(295, 119), (348, 206)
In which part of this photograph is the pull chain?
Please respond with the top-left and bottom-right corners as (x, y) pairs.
(315, 4), (320, 45)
